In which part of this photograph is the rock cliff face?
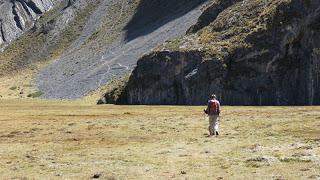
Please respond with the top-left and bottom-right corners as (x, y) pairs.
(117, 0), (320, 105)
(0, 0), (61, 48)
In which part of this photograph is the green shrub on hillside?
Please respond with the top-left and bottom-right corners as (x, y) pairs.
(27, 91), (44, 98)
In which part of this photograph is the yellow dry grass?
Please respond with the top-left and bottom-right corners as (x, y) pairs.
(0, 99), (319, 179)
(0, 68), (39, 99)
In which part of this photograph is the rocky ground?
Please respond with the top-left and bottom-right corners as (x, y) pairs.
(0, 100), (319, 179)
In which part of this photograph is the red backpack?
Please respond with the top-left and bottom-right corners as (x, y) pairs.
(209, 100), (220, 115)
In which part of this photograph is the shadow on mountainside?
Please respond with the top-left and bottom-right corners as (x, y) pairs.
(123, 0), (207, 41)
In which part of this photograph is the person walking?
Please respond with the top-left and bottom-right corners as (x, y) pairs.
(204, 94), (221, 137)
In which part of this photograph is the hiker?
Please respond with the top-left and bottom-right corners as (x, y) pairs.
(204, 94), (221, 136)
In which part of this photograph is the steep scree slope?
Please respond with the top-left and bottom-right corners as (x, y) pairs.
(113, 0), (320, 105)
(35, 0), (208, 99)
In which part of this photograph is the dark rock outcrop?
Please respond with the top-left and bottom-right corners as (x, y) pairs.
(118, 0), (320, 105)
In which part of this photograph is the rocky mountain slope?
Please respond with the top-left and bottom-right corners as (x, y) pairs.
(0, 0), (208, 99)
(0, 0), (97, 76)
(105, 0), (320, 105)
(36, 0), (208, 99)
(1, 0), (319, 105)
(0, 0), (61, 48)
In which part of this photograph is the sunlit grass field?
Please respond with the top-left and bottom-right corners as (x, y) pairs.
(0, 99), (319, 179)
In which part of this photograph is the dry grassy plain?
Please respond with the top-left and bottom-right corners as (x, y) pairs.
(0, 99), (319, 179)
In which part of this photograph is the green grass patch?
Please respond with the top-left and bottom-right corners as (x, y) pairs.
(279, 157), (312, 163)
(9, 86), (17, 91)
(164, 38), (182, 51)
(27, 91), (44, 98)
